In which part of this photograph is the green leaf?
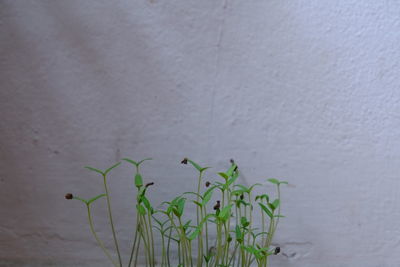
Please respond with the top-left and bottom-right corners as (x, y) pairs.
(268, 203), (276, 211)
(138, 158), (153, 165)
(231, 189), (246, 196)
(171, 195), (183, 205)
(182, 192), (203, 199)
(200, 167), (211, 172)
(240, 216), (249, 227)
(202, 190), (213, 206)
(188, 227), (201, 241)
(235, 225), (243, 243)
(104, 162), (121, 175)
(183, 220), (192, 231)
(249, 183), (262, 192)
(226, 164), (237, 177)
(137, 204), (146, 215)
(242, 245), (258, 255)
(122, 158), (138, 166)
(172, 207), (180, 218)
(234, 184), (250, 193)
(87, 194), (106, 205)
(135, 173), (143, 188)
(177, 198), (185, 217)
(199, 214), (215, 227)
(193, 200), (203, 208)
(172, 198), (185, 218)
(218, 204), (232, 221)
(142, 196), (152, 211)
(227, 175), (239, 186)
(272, 199), (280, 209)
(267, 178), (280, 185)
(73, 196), (88, 204)
(259, 203), (273, 219)
(218, 172), (229, 180)
(263, 194), (270, 202)
(187, 159), (203, 172)
(137, 186), (146, 199)
(166, 205), (173, 215)
(84, 166), (104, 175)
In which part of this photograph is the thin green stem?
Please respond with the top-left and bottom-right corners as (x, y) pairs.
(86, 204), (118, 267)
(147, 213), (155, 266)
(196, 171), (203, 267)
(139, 215), (151, 266)
(166, 225), (172, 267)
(142, 214), (152, 267)
(128, 214), (140, 267)
(103, 175), (122, 267)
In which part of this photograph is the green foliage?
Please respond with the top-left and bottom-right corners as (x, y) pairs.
(68, 157), (288, 267)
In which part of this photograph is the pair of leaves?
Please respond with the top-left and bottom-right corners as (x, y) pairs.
(255, 194), (269, 202)
(259, 201), (284, 219)
(218, 204), (232, 222)
(85, 162), (121, 176)
(234, 183), (262, 194)
(241, 245), (272, 260)
(235, 225), (243, 243)
(226, 163), (238, 177)
(122, 158), (152, 168)
(218, 163), (238, 182)
(187, 214), (215, 241)
(171, 198), (186, 218)
(184, 158), (210, 173)
(270, 199), (280, 211)
(259, 203), (274, 219)
(240, 216), (250, 228)
(267, 178), (288, 186)
(73, 194), (107, 205)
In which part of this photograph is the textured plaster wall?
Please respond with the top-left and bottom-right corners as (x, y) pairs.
(1, 0), (400, 266)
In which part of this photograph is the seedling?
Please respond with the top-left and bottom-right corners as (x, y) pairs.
(66, 158), (288, 267)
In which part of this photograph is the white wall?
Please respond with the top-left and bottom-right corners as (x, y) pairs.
(1, 0), (400, 266)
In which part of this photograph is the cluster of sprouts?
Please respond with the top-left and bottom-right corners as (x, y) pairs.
(66, 158), (287, 267)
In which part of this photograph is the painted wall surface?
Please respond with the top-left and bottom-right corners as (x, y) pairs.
(1, 0), (400, 266)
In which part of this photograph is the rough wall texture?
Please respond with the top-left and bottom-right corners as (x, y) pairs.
(1, 0), (400, 266)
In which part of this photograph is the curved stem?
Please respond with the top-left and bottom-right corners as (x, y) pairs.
(103, 175), (122, 267)
(86, 204), (118, 267)
(166, 225), (172, 267)
(147, 213), (155, 266)
(128, 214), (140, 267)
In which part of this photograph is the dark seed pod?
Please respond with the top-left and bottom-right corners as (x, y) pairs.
(205, 181), (211, 187)
(240, 194), (244, 200)
(213, 200), (221, 210)
(181, 158), (188, 164)
(230, 159), (235, 164)
(227, 235), (232, 243)
(274, 247), (280, 255)
(145, 182), (154, 187)
(65, 193), (73, 200)
(234, 166), (238, 172)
